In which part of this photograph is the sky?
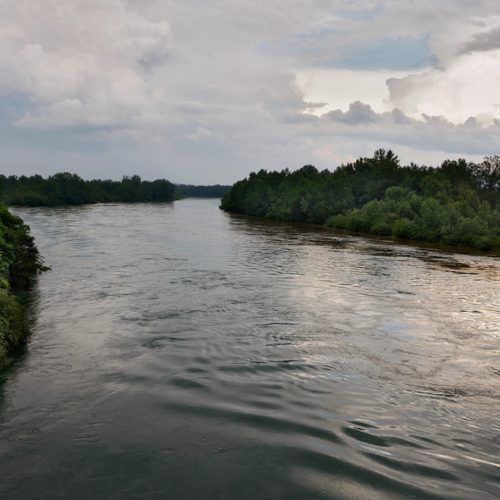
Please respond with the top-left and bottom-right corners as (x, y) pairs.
(1, 0), (500, 184)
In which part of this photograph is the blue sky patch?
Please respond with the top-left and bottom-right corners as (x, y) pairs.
(333, 33), (438, 70)
(259, 29), (437, 72)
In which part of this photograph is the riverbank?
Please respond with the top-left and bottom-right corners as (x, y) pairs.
(220, 150), (500, 253)
(221, 199), (500, 255)
(0, 204), (44, 369)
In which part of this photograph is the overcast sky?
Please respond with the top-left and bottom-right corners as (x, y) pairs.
(1, 0), (500, 183)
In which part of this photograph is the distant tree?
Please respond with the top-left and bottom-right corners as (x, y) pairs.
(0, 173), (178, 206)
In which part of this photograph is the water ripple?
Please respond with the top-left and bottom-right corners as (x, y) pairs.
(1, 199), (498, 499)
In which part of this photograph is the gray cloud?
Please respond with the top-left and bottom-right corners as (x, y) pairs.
(316, 102), (500, 157)
(326, 101), (380, 124)
(324, 102), (415, 125)
(460, 27), (500, 54)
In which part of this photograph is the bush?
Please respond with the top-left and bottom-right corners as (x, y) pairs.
(0, 289), (26, 367)
(392, 218), (413, 239)
(0, 204), (44, 369)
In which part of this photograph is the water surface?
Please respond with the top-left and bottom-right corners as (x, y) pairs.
(1, 199), (499, 499)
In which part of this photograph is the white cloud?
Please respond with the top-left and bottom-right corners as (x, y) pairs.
(296, 68), (410, 115)
(0, 0), (173, 128)
(387, 50), (500, 125)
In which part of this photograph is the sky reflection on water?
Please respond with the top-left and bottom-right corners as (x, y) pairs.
(1, 199), (499, 499)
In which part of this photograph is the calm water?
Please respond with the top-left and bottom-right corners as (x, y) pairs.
(1, 198), (500, 499)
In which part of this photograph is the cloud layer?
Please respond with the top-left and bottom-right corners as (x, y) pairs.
(0, 0), (499, 182)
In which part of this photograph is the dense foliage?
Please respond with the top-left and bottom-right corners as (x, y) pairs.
(0, 173), (176, 206)
(175, 184), (231, 198)
(0, 205), (45, 368)
(220, 150), (500, 251)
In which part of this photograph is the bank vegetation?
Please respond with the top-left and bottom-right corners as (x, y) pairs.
(0, 205), (45, 368)
(220, 150), (500, 252)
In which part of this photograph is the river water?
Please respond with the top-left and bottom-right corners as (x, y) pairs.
(1, 198), (499, 499)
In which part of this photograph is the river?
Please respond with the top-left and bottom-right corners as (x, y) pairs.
(1, 198), (499, 499)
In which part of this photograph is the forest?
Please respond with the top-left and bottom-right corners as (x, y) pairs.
(0, 204), (45, 368)
(0, 173), (176, 206)
(0, 173), (230, 207)
(220, 150), (500, 251)
(175, 184), (231, 198)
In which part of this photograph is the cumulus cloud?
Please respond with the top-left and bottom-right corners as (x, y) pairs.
(0, 0), (173, 128)
(386, 49), (500, 125)
(324, 102), (415, 125)
(316, 102), (500, 157)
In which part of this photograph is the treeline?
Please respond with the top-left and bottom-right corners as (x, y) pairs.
(0, 173), (230, 207)
(220, 150), (500, 251)
(0, 204), (45, 368)
(176, 184), (231, 198)
(0, 173), (176, 206)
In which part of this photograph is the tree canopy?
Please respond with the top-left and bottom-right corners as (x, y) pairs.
(0, 173), (177, 206)
(0, 174), (231, 206)
(220, 150), (500, 251)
